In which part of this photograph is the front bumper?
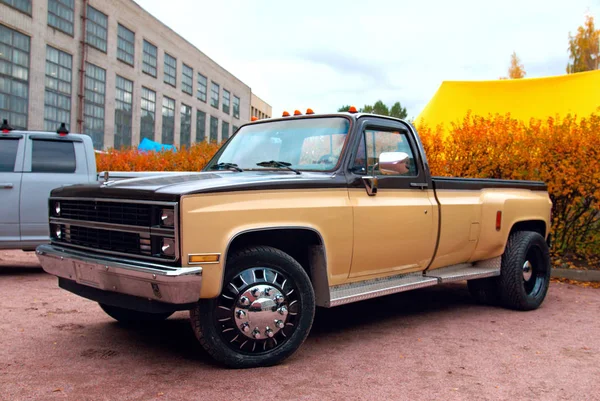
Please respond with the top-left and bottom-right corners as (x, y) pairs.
(36, 244), (203, 305)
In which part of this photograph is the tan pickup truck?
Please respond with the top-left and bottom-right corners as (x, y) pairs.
(36, 111), (552, 368)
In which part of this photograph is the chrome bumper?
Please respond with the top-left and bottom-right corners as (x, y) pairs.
(36, 244), (202, 304)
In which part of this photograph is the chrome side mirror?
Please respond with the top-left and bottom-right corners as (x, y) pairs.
(379, 152), (410, 175)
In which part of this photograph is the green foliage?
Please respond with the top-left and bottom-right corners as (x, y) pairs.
(338, 100), (407, 119)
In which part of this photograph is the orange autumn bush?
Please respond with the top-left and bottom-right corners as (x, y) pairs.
(96, 141), (221, 172)
(417, 112), (600, 264)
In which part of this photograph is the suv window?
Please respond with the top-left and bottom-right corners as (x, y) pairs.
(31, 140), (76, 173)
(0, 138), (20, 172)
(352, 129), (417, 176)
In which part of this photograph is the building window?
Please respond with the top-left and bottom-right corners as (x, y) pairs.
(180, 103), (191, 148)
(197, 73), (207, 102)
(0, 25), (30, 130)
(48, 0), (74, 35)
(210, 82), (219, 108)
(83, 62), (106, 149)
(0, 0), (31, 15)
(196, 109), (205, 142)
(233, 96), (240, 119)
(232, 125), (238, 134)
(221, 121), (229, 142)
(142, 40), (157, 77)
(209, 116), (218, 143)
(117, 24), (134, 66)
(44, 46), (72, 132)
(114, 75), (133, 149)
(161, 96), (175, 145)
(164, 53), (176, 87)
(182, 63), (193, 95)
(222, 89), (230, 114)
(86, 5), (108, 52)
(140, 86), (155, 143)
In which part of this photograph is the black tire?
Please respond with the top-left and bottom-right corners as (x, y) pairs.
(497, 231), (551, 311)
(467, 276), (500, 306)
(190, 246), (315, 369)
(98, 303), (173, 323)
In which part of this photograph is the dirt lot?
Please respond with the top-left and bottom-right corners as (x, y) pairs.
(1, 250), (599, 401)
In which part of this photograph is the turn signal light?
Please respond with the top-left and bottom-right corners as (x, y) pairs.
(188, 254), (220, 264)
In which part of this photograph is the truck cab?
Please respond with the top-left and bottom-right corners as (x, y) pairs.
(0, 121), (97, 250)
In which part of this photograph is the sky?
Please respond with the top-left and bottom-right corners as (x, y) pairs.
(135, 0), (600, 120)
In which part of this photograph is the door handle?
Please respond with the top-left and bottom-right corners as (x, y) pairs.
(410, 182), (428, 189)
(0, 183), (13, 189)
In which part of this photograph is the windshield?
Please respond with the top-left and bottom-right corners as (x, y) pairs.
(206, 117), (350, 172)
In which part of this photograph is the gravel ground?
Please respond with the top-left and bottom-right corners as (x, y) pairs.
(1, 250), (599, 401)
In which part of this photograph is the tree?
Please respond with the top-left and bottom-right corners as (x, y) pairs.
(336, 100), (408, 119)
(508, 51), (526, 78)
(389, 102), (408, 119)
(566, 15), (600, 74)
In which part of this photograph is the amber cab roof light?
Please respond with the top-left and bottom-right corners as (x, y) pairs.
(251, 116), (258, 121)
(306, 108), (315, 115)
(293, 110), (302, 116)
(1, 119), (14, 133)
(348, 106), (358, 113)
(282, 111), (291, 117)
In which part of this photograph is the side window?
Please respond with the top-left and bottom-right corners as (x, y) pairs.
(352, 129), (417, 176)
(0, 138), (20, 172)
(31, 140), (76, 173)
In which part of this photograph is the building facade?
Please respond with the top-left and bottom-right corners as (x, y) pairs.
(250, 93), (272, 120)
(0, 0), (269, 150)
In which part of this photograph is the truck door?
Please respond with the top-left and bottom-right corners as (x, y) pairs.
(19, 136), (87, 245)
(0, 134), (24, 245)
(347, 119), (438, 278)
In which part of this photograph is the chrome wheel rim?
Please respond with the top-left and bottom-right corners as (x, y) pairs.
(215, 267), (300, 354)
(522, 260), (533, 281)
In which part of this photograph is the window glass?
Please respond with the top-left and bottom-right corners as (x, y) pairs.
(140, 86), (155, 142)
(221, 121), (229, 141)
(0, 138), (19, 172)
(352, 129), (417, 176)
(164, 53), (176, 87)
(142, 40), (157, 77)
(233, 96), (240, 119)
(161, 96), (175, 144)
(197, 73), (207, 102)
(195, 109), (206, 142)
(0, 0), (31, 14)
(210, 82), (219, 108)
(0, 25), (30, 129)
(209, 115), (218, 142)
(117, 24), (135, 65)
(180, 103), (191, 148)
(48, 0), (74, 35)
(31, 139), (76, 173)
(44, 46), (72, 131)
(114, 75), (133, 148)
(222, 89), (230, 114)
(83, 62), (105, 149)
(86, 6), (108, 52)
(209, 117), (350, 171)
(182, 64), (193, 95)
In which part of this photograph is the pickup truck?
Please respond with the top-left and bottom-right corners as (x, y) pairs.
(0, 120), (179, 251)
(36, 111), (553, 369)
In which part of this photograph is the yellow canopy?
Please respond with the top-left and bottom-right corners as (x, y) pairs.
(415, 69), (600, 130)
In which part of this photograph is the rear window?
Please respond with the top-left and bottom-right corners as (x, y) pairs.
(0, 138), (20, 172)
(31, 140), (76, 173)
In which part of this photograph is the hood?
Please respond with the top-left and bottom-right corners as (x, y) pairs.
(50, 170), (348, 202)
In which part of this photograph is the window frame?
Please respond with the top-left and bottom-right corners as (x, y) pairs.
(85, 5), (108, 53)
(47, 0), (75, 36)
(210, 82), (219, 109)
(140, 86), (156, 143)
(44, 45), (72, 132)
(30, 138), (76, 173)
(163, 52), (177, 87)
(0, 24), (31, 130)
(116, 23), (135, 66)
(195, 109), (206, 142)
(0, 0), (31, 15)
(181, 63), (193, 95)
(142, 39), (157, 77)
(233, 95), (240, 119)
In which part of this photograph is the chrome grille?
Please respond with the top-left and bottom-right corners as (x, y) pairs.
(58, 200), (152, 227)
(49, 198), (178, 263)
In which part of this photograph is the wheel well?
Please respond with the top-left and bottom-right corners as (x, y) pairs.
(509, 220), (547, 238)
(226, 228), (324, 281)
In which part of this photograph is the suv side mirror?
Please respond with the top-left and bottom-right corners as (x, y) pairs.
(379, 152), (410, 175)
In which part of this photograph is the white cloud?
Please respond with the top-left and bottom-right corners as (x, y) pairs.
(135, 0), (600, 119)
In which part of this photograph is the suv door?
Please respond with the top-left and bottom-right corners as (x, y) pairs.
(347, 118), (437, 278)
(20, 136), (87, 246)
(0, 134), (24, 246)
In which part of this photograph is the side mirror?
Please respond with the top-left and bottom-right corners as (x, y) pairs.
(379, 152), (410, 175)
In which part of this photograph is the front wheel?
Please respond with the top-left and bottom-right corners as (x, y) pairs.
(190, 246), (315, 368)
(497, 231), (551, 311)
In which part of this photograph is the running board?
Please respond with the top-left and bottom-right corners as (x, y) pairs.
(327, 257), (501, 307)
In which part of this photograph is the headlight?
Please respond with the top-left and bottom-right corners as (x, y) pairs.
(160, 208), (174, 227)
(52, 224), (62, 239)
(161, 238), (175, 257)
(54, 201), (61, 216)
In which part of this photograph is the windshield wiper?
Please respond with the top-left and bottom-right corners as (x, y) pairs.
(256, 160), (301, 175)
(209, 162), (243, 172)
